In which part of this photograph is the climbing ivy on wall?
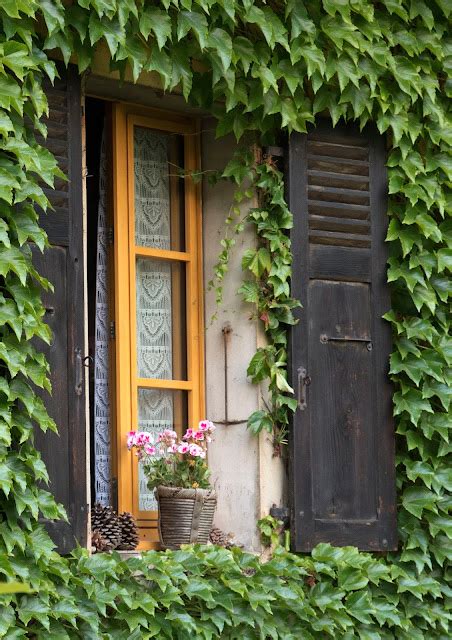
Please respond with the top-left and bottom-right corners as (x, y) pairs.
(0, 0), (450, 637)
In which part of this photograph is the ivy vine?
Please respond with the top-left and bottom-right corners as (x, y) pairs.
(209, 147), (299, 451)
(0, 0), (450, 637)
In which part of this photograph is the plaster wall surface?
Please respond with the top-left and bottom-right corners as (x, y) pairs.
(201, 123), (286, 550)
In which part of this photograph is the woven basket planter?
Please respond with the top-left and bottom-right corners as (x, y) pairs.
(156, 486), (217, 550)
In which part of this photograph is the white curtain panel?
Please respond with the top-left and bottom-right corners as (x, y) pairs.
(94, 133), (112, 506)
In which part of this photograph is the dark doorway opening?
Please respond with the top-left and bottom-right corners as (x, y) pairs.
(85, 98), (116, 512)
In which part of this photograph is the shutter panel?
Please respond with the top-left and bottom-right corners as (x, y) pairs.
(32, 65), (87, 553)
(289, 122), (396, 552)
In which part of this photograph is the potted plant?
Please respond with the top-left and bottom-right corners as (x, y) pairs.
(127, 421), (217, 550)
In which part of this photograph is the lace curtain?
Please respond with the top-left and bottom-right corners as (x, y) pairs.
(94, 134), (111, 506)
(93, 127), (175, 511)
(134, 127), (174, 512)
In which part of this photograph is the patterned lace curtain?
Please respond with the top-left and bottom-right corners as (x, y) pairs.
(94, 133), (111, 505)
(134, 128), (174, 512)
(94, 128), (175, 511)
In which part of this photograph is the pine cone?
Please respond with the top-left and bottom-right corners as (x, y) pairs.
(209, 527), (230, 547)
(117, 512), (139, 551)
(92, 530), (110, 553)
(91, 503), (122, 550)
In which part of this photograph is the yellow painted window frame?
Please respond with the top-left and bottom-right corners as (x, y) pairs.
(112, 103), (205, 548)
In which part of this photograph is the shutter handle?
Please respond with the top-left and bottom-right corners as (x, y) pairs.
(297, 367), (310, 411)
(75, 348), (83, 396)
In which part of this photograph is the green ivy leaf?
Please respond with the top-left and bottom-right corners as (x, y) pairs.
(139, 7), (172, 50)
(177, 10), (208, 50)
(402, 487), (438, 519)
(394, 389), (433, 424)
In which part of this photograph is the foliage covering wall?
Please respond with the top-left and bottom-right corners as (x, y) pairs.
(0, 0), (450, 637)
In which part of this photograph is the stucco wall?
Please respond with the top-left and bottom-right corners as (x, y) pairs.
(201, 123), (286, 551)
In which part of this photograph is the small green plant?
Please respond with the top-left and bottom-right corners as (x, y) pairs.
(258, 514), (290, 551)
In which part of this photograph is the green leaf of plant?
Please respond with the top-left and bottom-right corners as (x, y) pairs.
(140, 7), (172, 49)
(177, 10), (208, 49)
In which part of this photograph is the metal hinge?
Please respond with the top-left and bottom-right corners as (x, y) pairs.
(269, 505), (290, 528)
(263, 145), (285, 158)
(110, 320), (115, 339)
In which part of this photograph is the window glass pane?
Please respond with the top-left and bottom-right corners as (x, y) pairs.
(137, 388), (188, 511)
(134, 126), (185, 251)
(136, 258), (187, 380)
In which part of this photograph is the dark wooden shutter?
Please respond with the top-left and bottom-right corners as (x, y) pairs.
(288, 122), (396, 552)
(32, 65), (87, 553)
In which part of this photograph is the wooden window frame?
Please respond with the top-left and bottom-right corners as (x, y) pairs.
(112, 103), (205, 548)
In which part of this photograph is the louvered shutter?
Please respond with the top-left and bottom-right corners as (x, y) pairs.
(32, 65), (88, 553)
(288, 122), (396, 551)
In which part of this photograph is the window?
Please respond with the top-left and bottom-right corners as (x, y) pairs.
(112, 104), (204, 548)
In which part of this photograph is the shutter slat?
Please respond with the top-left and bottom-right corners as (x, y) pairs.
(307, 140), (369, 160)
(289, 121), (396, 552)
(309, 214), (370, 234)
(308, 230), (371, 248)
(307, 200), (370, 219)
(308, 184), (370, 205)
(308, 170), (369, 190)
(307, 155), (369, 175)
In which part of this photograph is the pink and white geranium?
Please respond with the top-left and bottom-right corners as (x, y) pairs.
(127, 420), (215, 462)
(126, 420), (215, 490)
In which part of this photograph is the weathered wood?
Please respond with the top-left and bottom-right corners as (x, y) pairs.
(308, 184), (370, 205)
(33, 65), (87, 554)
(289, 121), (396, 552)
(308, 230), (371, 248)
(307, 155), (369, 175)
(309, 245), (371, 282)
(309, 214), (370, 234)
(308, 169), (369, 190)
(307, 200), (370, 219)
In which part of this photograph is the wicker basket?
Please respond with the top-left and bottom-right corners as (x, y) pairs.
(156, 486), (217, 550)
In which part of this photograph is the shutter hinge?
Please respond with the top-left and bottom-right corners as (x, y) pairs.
(263, 145), (285, 159)
(107, 226), (114, 246)
(110, 320), (116, 339)
(269, 505), (290, 528)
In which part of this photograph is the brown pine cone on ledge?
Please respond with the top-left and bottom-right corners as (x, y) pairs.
(117, 511), (139, 551)
(209, 527), (235, 548)
(91, 503), (122, 551)
(91, 529), (110, 553)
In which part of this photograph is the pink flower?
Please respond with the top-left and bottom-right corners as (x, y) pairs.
(144, 444), (156, 456)
(168, 443), (178, 454)
(198, 420), (215, 433)
(178, 443), (190, 454)
(157, 429), (178, 446)
(193, 430), (204, 441)
(183, 428), (193, 440)
(188, 443), (205, 458)
(126, 431), (136, 448)
(136, 431), (153, 445)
